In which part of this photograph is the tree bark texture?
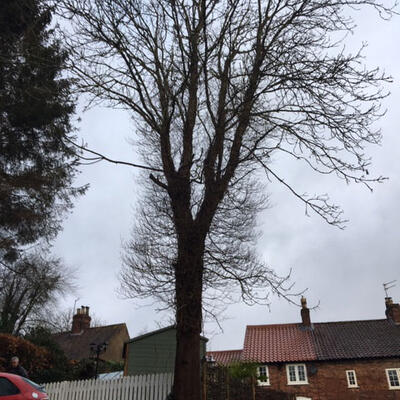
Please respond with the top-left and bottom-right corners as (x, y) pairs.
(173, 233), (205, 400)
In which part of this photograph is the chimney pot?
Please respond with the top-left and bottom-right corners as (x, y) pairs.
(71, 305), (92, 333)
(301, 296), (307, 308)
(300, 297), (311, 328)
(385, 297), (400, 325)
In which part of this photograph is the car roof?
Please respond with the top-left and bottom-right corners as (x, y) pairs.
(0, 372), (22, 379)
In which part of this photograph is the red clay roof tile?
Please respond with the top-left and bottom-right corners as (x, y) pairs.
(206, 350), (242, 366)
(242, 324), (317, 362)
(239, 319), (400, 363)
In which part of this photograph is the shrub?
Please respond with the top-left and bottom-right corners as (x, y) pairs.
(0, 334), (50, 376)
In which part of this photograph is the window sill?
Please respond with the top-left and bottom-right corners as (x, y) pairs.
(287, 382), (309, 386)
(389, 387), (400, 390)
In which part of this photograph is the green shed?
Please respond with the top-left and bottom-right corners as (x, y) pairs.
(124, 325), (208, 376)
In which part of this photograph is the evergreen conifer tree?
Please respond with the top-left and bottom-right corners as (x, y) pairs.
(0, 0), (86, 262)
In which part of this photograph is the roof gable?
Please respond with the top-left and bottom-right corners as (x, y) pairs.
(54, 323), (129, 361)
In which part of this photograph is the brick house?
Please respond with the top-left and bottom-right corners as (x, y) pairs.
(207, 297), (400, 400)
(53, 306), (129, 363)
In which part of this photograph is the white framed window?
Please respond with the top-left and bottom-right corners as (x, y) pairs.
(386, 369), (400, 389)
(256, 365), (270, 386)
(286, 364), (308, 385)
(346, 370), (358, 388)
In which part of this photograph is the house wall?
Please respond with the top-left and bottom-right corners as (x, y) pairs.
(103, 326), (130, 363)
(125, 328), (207, 375)
(259, 358), (400, 400)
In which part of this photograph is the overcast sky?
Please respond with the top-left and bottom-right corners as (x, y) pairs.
(53, 5), (400, 352)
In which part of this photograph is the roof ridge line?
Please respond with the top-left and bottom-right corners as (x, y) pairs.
(207, 349), (242, 353)
(246, 318), (387, 328)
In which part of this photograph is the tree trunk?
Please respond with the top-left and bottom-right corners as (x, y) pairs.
(173, 233), (204, 400)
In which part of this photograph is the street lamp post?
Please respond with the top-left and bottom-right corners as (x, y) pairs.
(90, 342), (108, 380)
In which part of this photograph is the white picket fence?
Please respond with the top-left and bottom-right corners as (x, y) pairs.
(45, 373), (173, 400)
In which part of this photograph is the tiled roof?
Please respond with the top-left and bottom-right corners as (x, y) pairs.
(53, 323), (128, 361)
(241, 319), (400, 363)
(313, 320), (400, 360)
(242, 324), (316, 362)
(206, 350), (242, 365)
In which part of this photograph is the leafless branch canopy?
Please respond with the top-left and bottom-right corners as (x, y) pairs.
(121, 173), (303, 321)
(57, 0), (395, 316)
(0, 249), (76, 335)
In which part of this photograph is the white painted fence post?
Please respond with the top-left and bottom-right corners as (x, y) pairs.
(45, 373), (174, 400)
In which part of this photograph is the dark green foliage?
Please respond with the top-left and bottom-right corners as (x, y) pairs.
(74, 359), (96, 380)
(24, 326), (73, 383)
(26, 326), (124, 382)
(205, 364), (254, 400)
(100, 360), (124, 373)
(228, 362), (258, 381)
(1, 328), (124, 383)
(0, 0), (86, 261)
(70, 359), (123, 381)
(23, 328), (124, 382)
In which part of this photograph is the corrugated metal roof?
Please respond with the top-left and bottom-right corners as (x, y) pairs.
(98, 371), (123, 380)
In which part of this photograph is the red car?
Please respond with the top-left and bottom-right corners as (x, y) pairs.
(0, 373), (48, 399)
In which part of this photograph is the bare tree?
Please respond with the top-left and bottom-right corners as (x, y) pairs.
(120, 172), (296, 325)
(57, 0), (395, 399)
(0, 250), (75, 335)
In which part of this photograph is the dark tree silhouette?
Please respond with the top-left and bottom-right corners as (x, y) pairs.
(57, 0), (395, 399)
(0, 0), (86, 263)
(0, 251), (75, 335)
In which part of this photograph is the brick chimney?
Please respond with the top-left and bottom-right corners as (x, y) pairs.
(71, 306), (91, 334)
(385, 297), (400, 325)
(301, 296), (311, 328)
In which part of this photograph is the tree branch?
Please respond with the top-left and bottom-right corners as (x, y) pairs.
(64, 136), (163, 172)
